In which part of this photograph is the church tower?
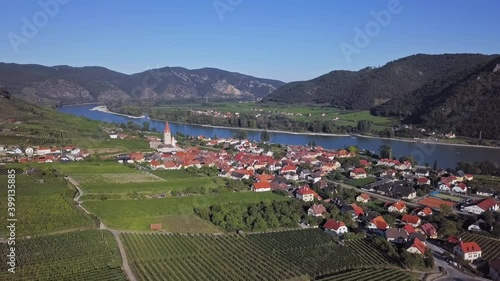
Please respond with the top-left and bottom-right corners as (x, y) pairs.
(163, 121), (172, 145)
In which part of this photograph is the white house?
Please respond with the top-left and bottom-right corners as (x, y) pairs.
(0, 145), (4, 153)
(453, 242), (482, 262)
(70, 148), (81, 155)
(252, 182), (272, 193)
(463, 198), (500, 215)
(350, 168), (367, 179)
(36, 147), (51, 155)
(295, 186), (318, 202)
(323, 219), (348, 236)
(109, 133), (118, 139)
(24, 147), (34, 155)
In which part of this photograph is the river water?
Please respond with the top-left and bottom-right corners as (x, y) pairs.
(58, 104), (500, 168)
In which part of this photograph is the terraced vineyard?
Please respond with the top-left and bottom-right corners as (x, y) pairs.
(122, 229), (401, 281)
(0, 175), (93, 237)
(248, 229), (400, 278)
(459, 232), (500, 261)
(317, 268), (417, 281)
(0, 230), (126, 281)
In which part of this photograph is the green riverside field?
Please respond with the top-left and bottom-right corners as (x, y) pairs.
(83, 192), (288, 231)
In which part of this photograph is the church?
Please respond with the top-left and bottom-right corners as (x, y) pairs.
(156, 121), (181, 153)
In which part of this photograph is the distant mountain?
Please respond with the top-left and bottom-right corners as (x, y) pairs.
(266, 54), (498, 110)
(0, 63), (285, 105)
(372, 56), (500, 140)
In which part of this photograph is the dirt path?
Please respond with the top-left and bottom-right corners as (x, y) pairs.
(66, 176), (138, 281)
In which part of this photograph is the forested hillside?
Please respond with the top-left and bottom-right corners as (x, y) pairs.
(267, 54), (496, 110)
(372, 57), (500, 139)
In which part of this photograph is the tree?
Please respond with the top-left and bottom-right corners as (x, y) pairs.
(439, 219), (458, 237)
(492, 222), (500, 237)
(433, 160), (438, 171)
(439, 204), (453, 217)
(357, 120), (373, 133)
(399, 155), (417, 165)
(347, 146), (359, 154)
(379, 144), (392, 159)
(260, 130), (270, 142)
(234, 130), (248, 140)
(483, 210), (495, 225)
(142, 121), (150, 131)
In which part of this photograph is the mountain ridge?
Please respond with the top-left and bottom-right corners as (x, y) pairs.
(0, 63), (285, 105)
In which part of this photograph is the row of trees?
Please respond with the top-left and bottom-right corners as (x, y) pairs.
(195, 200), (304, 231)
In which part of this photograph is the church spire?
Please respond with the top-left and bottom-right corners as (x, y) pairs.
(164, 121), (171, 133)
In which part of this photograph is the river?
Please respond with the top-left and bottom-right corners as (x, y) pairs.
(58, 104), (500, 168)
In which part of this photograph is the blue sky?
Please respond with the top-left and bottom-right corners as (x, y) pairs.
(1, 0), (499, 82)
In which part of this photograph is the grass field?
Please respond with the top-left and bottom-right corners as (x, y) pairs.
(0, 230), (125, 281)
(121, 229), (402, 281)
(56, 162), (139, 174)
(431, 192), (464, 203)
(140, 101), (399, 132)
(83, 192), (288, 231)
(0, 175), (93, 237)
(349, 177), (378, 187)
(459, 232), (500, 262)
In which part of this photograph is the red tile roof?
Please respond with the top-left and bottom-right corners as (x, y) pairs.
(350, 203), (365, 217)
(421, 223), (437, 237)
(417, 177), (430, 184)
(391, 201), (406, 211)
(402, 214), (420, 225)
(253, 182), (271, 190)
(310, 204), (327, 215)
(371, 216), (389, 230)
(403, 225), (416, 234)
(323, 219), (346, 231)
(359, 193), (370, 200)
(410, 238), (426, 254)
(419, 207), (433, 216)
(457, 242), (481, 253)
(353, 168), (366, 174)
(475, 198), (499, 211)
(297, 186), (317, 195)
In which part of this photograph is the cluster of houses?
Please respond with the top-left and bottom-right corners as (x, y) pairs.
(0, 145), (89, 163)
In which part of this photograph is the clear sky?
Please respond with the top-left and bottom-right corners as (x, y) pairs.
(1, 0), (499, 82)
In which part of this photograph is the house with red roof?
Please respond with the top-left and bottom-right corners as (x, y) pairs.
(416, 177), (431, 185)
(280, 165), (297, 174)
(36, 147), (52, 155)
(295, 185), (321, 202)
(308, 204), (327, 217)
(388, 201), (407, 213)
(150, 160), (164, 170)
(403, 224), (416, 234)
(463, 198), (500, 214)
(252, 181), (271, 192)
(356, 193), (371, 203)
(323, 219), (348, 236)
(417, 207), (433, 217)
(359, 159), (371, 168)
(350, 168), (367, 179)
(401, 214), (421, 227)
(453, 241), (482, 262)
(405, 238), (426, 255)
(368, 216), (389, 231)
(452, 182), (467, 194)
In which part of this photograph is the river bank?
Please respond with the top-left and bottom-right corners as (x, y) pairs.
(90, 105), (146, 119)
(65, 104), (500, 150)
(352, 134), (500, 150)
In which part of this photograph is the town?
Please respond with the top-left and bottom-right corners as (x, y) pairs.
(2, 120), (500, 280)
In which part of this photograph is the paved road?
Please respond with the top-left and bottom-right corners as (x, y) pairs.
(427, 242), (488, 281)
(67, 176), (137, 281)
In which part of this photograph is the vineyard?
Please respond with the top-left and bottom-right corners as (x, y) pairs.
(0, 175), (92, 237)
(122, 229), (402, 281)
(459, 232), (500, 261)
(317, 268), (417, 281)
(83, 192), (287, 230)
(0, 230), (126, 281)
(247, 229), (400, 278)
